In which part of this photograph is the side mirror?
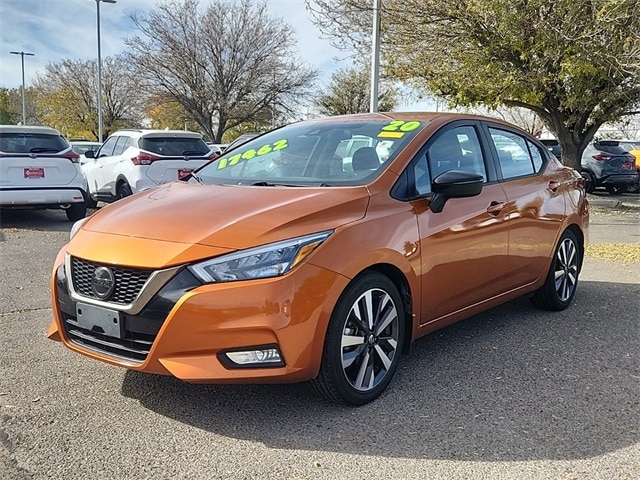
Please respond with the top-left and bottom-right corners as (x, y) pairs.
(84, 150), (96, 159)
(430, 169), (484, 213)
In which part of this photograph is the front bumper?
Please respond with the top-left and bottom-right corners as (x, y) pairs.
(49, 253), (349, 383)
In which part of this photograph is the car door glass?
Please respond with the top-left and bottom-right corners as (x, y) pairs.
(527, 140), (544, 171)
(112, 136), (131, 156)
(489, 129), (536, 179)
(426, 126), (487, 180)
(98, 136), (118, 158)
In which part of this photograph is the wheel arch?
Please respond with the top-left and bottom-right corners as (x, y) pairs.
(565, 223), (585, 273)
(352, 263), (414, 355)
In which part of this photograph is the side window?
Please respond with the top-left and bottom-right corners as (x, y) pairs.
(426, 126), (487, 180)
(489, 128), (535, 179)
(527, 140), (544, 171)
(98, 136), (118, 158)
(411, 126), (486, 196)
(112, 136), (132, 156)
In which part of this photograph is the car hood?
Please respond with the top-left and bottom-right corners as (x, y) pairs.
(80, 182), (370, 251)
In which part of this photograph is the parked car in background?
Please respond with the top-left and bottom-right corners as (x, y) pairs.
(82, 129), (216, 203)
(540, 138), (561, 159)
(70, 140), (102, 159)
(206, 143), (228, 155)
(0, 125), (88, 221)
(225, 132), (261, 151)
(49, 112), (588, 405)
(617, 140), (640, 193)
(580, 140), (637, 194)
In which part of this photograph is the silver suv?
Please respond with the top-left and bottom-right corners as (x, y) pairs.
(0, 125), (88, 221)
(82, 129), (215, 202)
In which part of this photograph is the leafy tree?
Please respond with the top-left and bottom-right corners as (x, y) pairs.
(307, 0), (640, 169)
(0, 88), (19, 125)
(126, 0), (317, 143)
(316, 66), (398, 115)
(33, 56), (144, 140)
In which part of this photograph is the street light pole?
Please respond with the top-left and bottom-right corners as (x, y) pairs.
(369, 0), (381, 113)
(94, 0), (116, 142)
(9, 50), (35, 125)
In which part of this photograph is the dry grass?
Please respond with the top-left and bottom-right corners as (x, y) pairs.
(586, 243), (640, 264)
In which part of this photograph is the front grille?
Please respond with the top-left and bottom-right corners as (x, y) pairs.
(71, 257), (153, 305)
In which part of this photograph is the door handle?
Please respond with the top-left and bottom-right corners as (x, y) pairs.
(486, 201), (506, 216)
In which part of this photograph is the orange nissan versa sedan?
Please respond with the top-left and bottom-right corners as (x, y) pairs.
(48, 113), (589, 405)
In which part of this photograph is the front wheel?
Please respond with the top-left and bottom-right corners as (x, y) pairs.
(530, 230), (581, 311)
(310, 272), (405, 406)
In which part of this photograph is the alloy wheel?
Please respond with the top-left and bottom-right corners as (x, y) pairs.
(340, 288), (400, 392)
(554, 237), (578, 302)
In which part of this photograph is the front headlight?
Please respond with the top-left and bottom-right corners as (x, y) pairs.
(188, 230), (333, 283)
(70, 217), (90, 240)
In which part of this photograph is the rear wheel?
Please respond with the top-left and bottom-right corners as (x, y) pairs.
(530, 230), (581, 311)
(65, 202), (87, 222)
(581, 171), (595, 193)
(117, 182), (132, 199)
(310, 272), (405, 406)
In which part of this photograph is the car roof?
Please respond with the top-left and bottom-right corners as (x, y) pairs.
(0, 125), (62, 135)
(111, 129), (203, 138)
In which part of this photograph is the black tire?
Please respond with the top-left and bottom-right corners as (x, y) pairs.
(581, 171), (595, 193)
(530, 230), (581, 311)
(65, 202), (87, 222)
(117, 182), (133, 199)
(310, 272), (405, 406)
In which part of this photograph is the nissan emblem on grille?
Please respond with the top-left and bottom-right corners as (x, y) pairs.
(91, 266), (115, 299)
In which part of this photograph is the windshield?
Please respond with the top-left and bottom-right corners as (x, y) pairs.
(192, 119), (426, 186)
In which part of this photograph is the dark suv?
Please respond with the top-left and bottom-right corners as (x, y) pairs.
(540, 139), (561, 159)
(580, 141), (637, 194)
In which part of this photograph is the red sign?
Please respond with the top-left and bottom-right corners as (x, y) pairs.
(24, 168), (45, 179)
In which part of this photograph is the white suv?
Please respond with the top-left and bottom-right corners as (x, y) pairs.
(82, 129), (215, 202)
(0, 125), (88, 221)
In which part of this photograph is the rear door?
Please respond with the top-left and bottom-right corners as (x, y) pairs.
(485, 124), (564, 290)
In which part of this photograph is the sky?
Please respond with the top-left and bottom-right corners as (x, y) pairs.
(0, 0), (432, 112)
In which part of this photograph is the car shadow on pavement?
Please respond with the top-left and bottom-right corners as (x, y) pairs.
(0, 209), (75, 233)
(120, 279), (639, 462)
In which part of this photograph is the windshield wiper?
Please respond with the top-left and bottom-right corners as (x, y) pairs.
(182, 150), (206, 156)
(250, 181), (331, 187)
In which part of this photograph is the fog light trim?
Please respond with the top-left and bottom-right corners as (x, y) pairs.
(220, 344), (285, 369)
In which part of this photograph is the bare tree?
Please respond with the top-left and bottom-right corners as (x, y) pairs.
(126, 0), (318, 142)
(316, 66), (398, 115)
(33, 56), (144, 140)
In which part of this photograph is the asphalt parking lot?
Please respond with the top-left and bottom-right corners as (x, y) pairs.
(1, 193), (638, 480)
